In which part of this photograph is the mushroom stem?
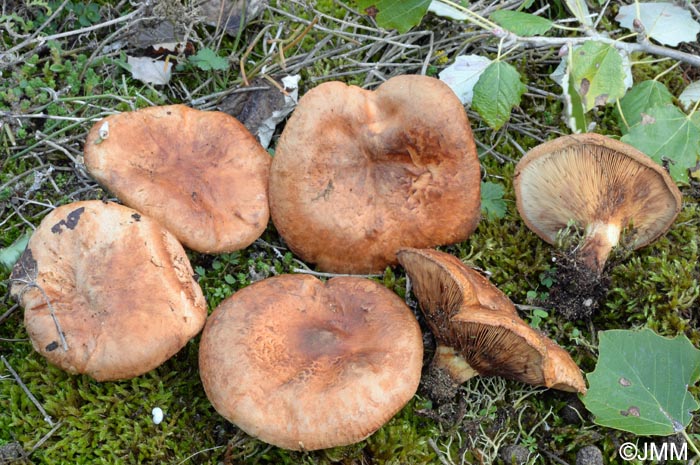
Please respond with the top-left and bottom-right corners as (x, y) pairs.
(578, 221), (621, 275)
(434, 345), (479, 384)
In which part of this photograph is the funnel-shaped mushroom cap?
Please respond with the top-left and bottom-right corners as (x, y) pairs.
(397, 248), (586, 393)
(269, 74), (481, 273)
(514, 133), (681, 273)
(199, 274), (423, 450)
(9, 201), (207, 381)
(84, 104), (271, 254)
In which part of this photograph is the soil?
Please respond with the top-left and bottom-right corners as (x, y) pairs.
(416, 363), (465, 424)
(546, 248), (612, 320)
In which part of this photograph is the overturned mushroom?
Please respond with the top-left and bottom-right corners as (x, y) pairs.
(397, 248), (586, 394)
(199, 274), (423, 450)
(269, 74), (481, 273)
(513, 133), (681, 275)
(10, 201), (207, 381)
(84, 104), (271, 254)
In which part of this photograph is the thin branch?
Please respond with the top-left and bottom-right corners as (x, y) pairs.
(498, 32), (700, 68)
(2, 6), (145, 61)
(0, 304), (19, 325)
(1, 356), (55, 426)
(12, 278), (68, 352)
(30, 421), (64, 453)
(292, 268), (382, 278)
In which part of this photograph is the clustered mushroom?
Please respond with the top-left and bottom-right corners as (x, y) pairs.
(514, 133), (681, 275)
(397, 248), (586, 394)
(269, 74), (482, 273)
(513, 133), (682, 319)
(10, 201), (207, 381)
(84, 104), (271, 254)
(11, 72), (677, 454)
(199, 274), (423, 450)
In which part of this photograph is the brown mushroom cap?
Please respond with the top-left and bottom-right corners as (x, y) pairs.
(199, 274), (423, 450)
(9, 201), (207, 381)
(514, 133), (682, 273)
(397, 248), (586, 393)
(269, 74), (481, 273)
(84, 104), (271, 254)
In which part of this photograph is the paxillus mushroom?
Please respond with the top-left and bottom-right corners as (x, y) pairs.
(84, 104), (271, 254)
(514, 133), (682, 275)
(10, 201), (207, 381)
(397, 248), (586, 394)
(198, 274), (423, 450)
(269, 74), (481, 274)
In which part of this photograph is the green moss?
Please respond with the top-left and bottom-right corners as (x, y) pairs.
(4, 0), (700, 463)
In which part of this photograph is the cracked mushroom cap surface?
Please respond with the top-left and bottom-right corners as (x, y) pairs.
(397, 248), (586, 393)
(198, 274), (424, 450)
(84, 104), (271, 254)
(269, 74), (481, 273)
(9, 201), (207, 381)
(513, 133), (681, 258)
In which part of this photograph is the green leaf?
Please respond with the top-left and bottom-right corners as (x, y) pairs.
(472, 61), (526, 130)
(189, 48), (229, 71)
(616, 3), (700, 47)
(355, 0), (431, 33)
(490, 10), (553, 36)
(0, 232), (31, 271)
(617, 80), (673, 134)
(567, 73), (588, 133)
(621, 104), (700, 183)
(564, 0), (592, 26)
(679, 81), (700, 110)
(583, 329), (700, 436)
(569, 41), (627, 112)
(480, 181), (506, 219)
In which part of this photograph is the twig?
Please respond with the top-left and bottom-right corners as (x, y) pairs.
(12, 278), (68, 352)
(2, 6), (145, 61)
(1, 355), (55, 426)
(0, 304), (19, 325)
(292, 268), (382, 278)
(30, 421), (64, 453)
(173, 445), (224, 465)
(501, 33), (700, 68)
(539, 449), (572, 465)
(428, 438), (454, 465)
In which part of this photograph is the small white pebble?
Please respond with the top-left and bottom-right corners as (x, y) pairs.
(152, 407), (164, 425)
(583, 298), (593, 307)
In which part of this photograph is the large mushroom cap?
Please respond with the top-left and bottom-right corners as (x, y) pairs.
(397, 248), (586, 393)
(84, 104), (271, 254)
(269, 74), (481, 274)
(514, 133), (681, 273)
(9, 201), (207, 381)
(199, 274), (423, 450)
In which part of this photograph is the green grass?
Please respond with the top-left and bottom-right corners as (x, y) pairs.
(2, 1), (700, 464)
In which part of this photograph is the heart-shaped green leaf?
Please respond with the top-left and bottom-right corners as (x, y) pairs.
(583, 329), (700, 436)
(480, 181), (506, 219)
(616, 3), (700, 47)
(617, 80), (673, 134)
(621, 104), (700, 183)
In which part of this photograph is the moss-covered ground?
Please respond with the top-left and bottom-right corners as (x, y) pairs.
(1, 1), (699, 464)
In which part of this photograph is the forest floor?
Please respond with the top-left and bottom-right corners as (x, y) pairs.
(1, 1), (700, 464)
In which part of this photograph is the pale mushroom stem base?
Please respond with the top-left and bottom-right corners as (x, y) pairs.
(434, 345), (479, 385)
(577, 221), (622, 275)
